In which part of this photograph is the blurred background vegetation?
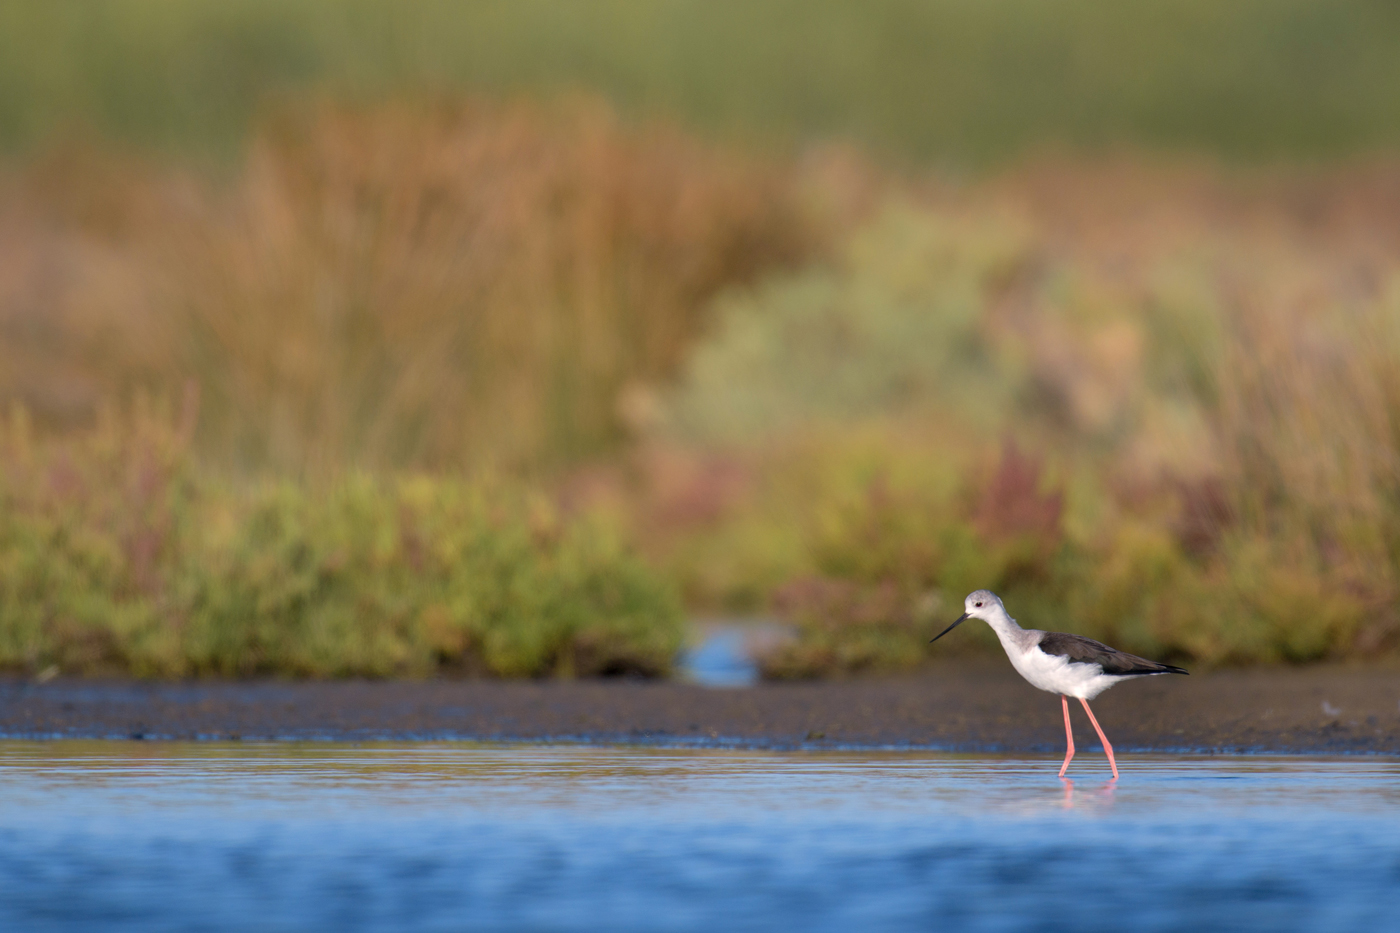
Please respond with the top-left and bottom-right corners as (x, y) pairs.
(5, 0), (1400, 162)
(2, 1), (1400, 678)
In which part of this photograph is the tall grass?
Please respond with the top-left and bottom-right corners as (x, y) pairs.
(1, 97), (822, 472)
(2, 1), (1400, 163)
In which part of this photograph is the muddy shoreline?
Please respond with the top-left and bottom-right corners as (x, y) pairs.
(1, 664), (1397, 754)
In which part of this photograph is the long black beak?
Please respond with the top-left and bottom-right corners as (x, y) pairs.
(930, 612), (970, 644)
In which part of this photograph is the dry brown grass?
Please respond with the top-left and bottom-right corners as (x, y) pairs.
(0, 96), (825, 472)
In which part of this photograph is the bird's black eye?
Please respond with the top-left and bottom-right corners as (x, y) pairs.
(975, 601), (983, 608)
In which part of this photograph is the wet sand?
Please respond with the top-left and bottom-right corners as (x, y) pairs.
(0, 664), (1397, 753)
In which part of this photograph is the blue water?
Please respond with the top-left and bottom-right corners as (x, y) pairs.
(0, 744), (1397, 932)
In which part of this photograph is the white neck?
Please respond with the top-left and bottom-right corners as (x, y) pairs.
(978, 604), (1030, 651)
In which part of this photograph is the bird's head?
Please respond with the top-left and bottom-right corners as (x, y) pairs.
(962, 590), (1003, 622)
(929, 590), (1004, 643)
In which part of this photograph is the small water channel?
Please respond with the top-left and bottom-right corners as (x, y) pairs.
(678, 622), (764, 687)
(0, 742), (1396, 931)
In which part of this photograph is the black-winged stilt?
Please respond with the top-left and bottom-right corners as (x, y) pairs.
(931, 589), (1188, 779)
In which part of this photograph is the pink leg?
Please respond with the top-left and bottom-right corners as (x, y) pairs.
(1079, 698), (1119, 780)
(1058, 695), (1075, 777)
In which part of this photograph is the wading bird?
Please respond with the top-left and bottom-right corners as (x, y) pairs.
(931, 590), (1187, 779)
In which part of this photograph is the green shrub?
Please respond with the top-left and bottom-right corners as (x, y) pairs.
(671, 206), (1025, 444)
(0, 413), (683, 679)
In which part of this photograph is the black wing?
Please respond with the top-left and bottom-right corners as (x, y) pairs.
(1037, 632), (1188, 676)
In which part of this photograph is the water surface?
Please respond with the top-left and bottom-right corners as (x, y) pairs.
(0, 743), (1396, 931)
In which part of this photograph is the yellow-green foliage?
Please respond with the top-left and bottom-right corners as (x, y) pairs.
(651, 184), (1400, 675)
(672, 207), (1025, 442)
(0, 409), (683, 679)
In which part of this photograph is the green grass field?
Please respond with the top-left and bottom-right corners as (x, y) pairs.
(3, 0), (1400, 163)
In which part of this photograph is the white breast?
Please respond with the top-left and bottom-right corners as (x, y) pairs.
(1004, 644), (1123, 700)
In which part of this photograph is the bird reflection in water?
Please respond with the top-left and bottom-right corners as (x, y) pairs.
(1060, 777), (1118, 810)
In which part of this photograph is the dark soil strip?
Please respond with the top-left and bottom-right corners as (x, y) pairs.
(0, 664), (1397, 753)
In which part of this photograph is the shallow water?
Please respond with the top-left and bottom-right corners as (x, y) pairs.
(0, 744), (1396, 932)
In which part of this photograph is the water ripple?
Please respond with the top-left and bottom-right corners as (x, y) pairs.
(0, 743), (1396, 931)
